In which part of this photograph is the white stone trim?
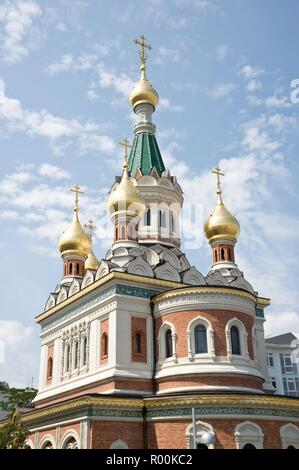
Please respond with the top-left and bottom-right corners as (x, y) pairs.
(157, 385), (264, 395)
(280, 423), (299, 449)
(187, 315), (215, 361)
(158, 321), (178, 364)
(24, 438), (34, 449)
(60, 430), (80, 449)
(185, 420), (215, 449)
(39, 434), (56, 449)
(234, 421), (264, 449)
(225, 317), (250, 361)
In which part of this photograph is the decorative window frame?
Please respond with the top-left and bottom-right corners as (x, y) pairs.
(187, 316), (215, 361)
(225, 317), (249, 361)
(39, 434), (56, 449)
(109, 439), (129, 449)
(60, 322), (90, 381)
(158, 321), (177, 364)
(280, 423), (299, 449)
(234, 421), (264, 449)
(185, 420), (216, 449)
(61, 431), (80, 449)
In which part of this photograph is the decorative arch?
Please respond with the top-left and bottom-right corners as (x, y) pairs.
(68, 279), (81, 297)
(109, 439), (129, 449)
(230, 277), (254, 294)
(187, 315), (215, 360)
(280, 423), (299, 449)
(61, 431), (80, 449)
(81, 271), (95, 289)
(225, 317), (249, 360)
(127, 256), (154, 277)
(95, 261), (110, 280)
(234, 421), (264, 449)
(182, 268), (206, 286)
(160, 251), (181, 270)
(205, 271), (230, 286)
(154, 262), (181, 283)
(39, 435), (55, 449)
(185, 420), (216, 449)
(158, 321), (177, 363)
(24, 438), (34, 449)
(57, 287), (68, 304)
(45, 294), (56, 311)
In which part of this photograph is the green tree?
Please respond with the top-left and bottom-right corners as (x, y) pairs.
(5, 388), (37, 409)
(0, 409), (29, 449)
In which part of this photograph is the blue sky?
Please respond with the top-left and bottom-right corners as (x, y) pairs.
(0, 0), (298, 387)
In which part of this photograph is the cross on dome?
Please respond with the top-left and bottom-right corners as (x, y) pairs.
(134, 34), (152, 65)
(84, 219), (96, 238)
(70, 184), (84, 213)
(119, 137), (132, 165)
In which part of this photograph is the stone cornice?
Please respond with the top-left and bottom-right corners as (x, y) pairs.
(3, 394), (298, 428)
(153, 286), (257, 305)
(37, 272), (186, 325)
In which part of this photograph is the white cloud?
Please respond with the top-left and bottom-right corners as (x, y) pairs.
(156, 46), (184, 65)
(55, 21), (67, 32)
(207, 82), (235, 99)
(216, 44), (230, 61)
(0, 320), (38, 387)
(0, 0), (42, 64)
(265, 312), (299, 338)
(265, 94), (291, 108)
(0, 78), (116, 155)
(38, 163), (71, 180)
(159, 97), (184, 112)
(239, 64), (264, 80)
(246, 79), (262, 92)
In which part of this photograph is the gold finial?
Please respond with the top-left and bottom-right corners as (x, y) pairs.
(134, 34), (152, 66)
(212, 165), (225, 203)
(84, 219), (96, 238)
(119, 137), (132, 167)
(70, 184), (84, 213)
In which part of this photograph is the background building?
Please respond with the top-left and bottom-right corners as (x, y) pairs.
(266, 333), (299, 397)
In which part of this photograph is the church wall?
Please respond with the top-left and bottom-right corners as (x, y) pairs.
(91, 420), (144, 449)
(155, 309), (255, 359)
(156, 374), (263, 393)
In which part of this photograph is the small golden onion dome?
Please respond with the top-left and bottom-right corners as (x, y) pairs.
(130, 64), (159, 110)
(107, 160), (146, 219)
(85, 249), (100, 270)
(204, 193), (240, 244)
(58, 210), (92, 258)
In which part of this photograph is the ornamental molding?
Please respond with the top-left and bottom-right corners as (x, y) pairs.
(154, 291), (255, 318)
(6, 394), (299, 428)
(153, 286), (256, 305)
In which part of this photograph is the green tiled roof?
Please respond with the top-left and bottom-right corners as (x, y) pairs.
(128, 132), (165, 177)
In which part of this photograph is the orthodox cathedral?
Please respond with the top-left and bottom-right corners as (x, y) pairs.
(22, 37), (299, 449)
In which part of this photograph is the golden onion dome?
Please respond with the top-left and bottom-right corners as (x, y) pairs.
(85, 249), (100, 270)
(107, 159), (146, 219)
(130, 63), (159, 110)
(204, 193), (240, 244)
(58, 210), (92, 258)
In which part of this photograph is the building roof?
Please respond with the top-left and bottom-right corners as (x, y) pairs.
(128, 132), (165, 177)
(265, 332), (298, 345)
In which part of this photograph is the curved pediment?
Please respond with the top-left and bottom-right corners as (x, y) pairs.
(154, 262), (181, 283)
(182, 267), (206, 286)
(127, 256), (154, 277)
(205, 271), (230, 286)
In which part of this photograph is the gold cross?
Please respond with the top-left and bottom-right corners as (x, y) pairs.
(134, 34), (152, 65)
(84, 219), (96, 238)
(119, 137), (132, 163)
(70, 184), (84, 212)
(212, 165), (225, 192)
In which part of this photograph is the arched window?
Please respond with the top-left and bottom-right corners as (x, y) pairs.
(135, 333), (142, 353)
(221, 248), (225, 261)
(215, 250), (218, 262)
(63, 437), (79, 449)
(47, 357), (53, 379)
(74, 342), (79, 369)
(159, 210), (166, 228)
(66, 345), (71, 372)
(243, 443), (256, 449)
(121, 225), (126, 239)
(228, 248), (232, 260)
(76, 263), (80, 275)
(69, 263), (73, 275)
(82, 337), (88, 365)
(165, 329), (173, 358)
(115, 226), (118, 240)
(231, 326), (241, 355)
(64, 264), (67, 276)
(194, 325), (207, 354)
(101, 333), (108, 358)
(145, 209), (151, 226)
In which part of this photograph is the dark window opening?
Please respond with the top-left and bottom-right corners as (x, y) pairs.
(69, 263), (73, 275)
(83, 337), (88, 365)
(47, 357), (53, 379)
(145, 209), (151, 226)
(194, 324), (208, 354)
(165, 329), (173, 358)
(66, 345), (71, 372)
(221, 248), (225, 260)
(242, 443), (256, 449)
(101, 333), (108, 357)
(76, 263), (80, 275)
(231, 325), (241, 355)
(135, 333), (142, 353)
(197, 444), (208, 449)
(215, 250), (218, 262)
